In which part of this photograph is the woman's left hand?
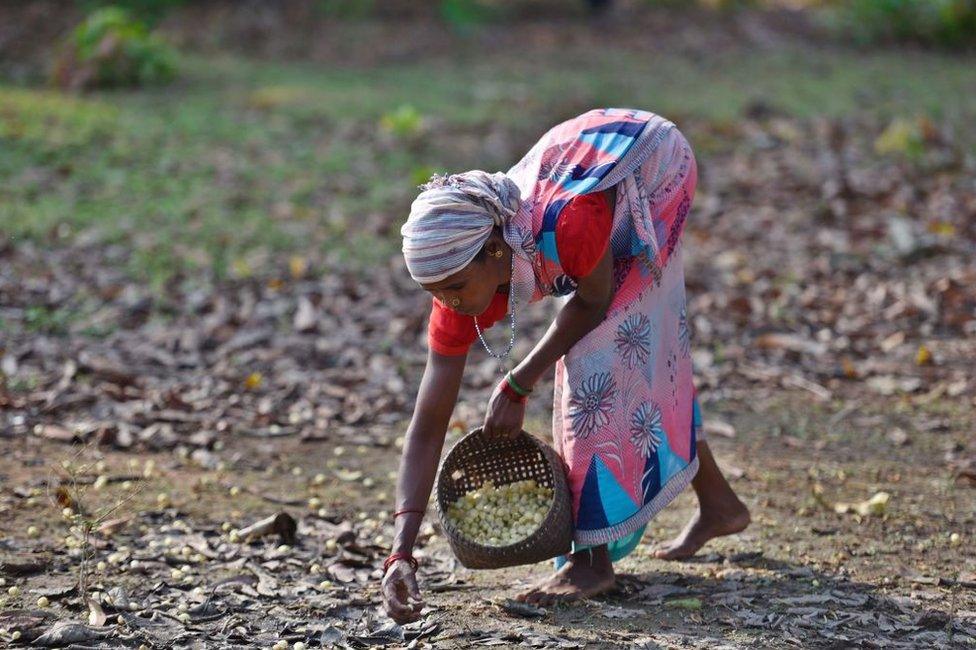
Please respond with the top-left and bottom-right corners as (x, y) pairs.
(483, 381), (526, 440)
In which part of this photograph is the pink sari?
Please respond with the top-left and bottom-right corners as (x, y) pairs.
(502, 109), (702, 562)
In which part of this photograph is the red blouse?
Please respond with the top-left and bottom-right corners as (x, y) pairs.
(428, 191), (613, 356)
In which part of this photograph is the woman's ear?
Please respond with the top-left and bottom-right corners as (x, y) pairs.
(485, 230), (505, 258)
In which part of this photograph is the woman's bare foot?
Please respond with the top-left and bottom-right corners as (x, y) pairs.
(653, 439), (751, 560)
(653, 499), (750, 560)
(515, 546), (615, 607)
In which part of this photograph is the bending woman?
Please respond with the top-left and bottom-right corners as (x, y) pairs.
(382, 108), (749, 623)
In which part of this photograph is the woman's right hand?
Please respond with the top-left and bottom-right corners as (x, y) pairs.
(381, 559), (424, 624)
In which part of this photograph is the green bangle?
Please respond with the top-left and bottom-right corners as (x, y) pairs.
(505, 371), (532, 397)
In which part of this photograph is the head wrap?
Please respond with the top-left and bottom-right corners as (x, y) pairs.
(400, 170), (521, 284)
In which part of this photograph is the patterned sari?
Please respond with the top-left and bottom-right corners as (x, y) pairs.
(501, 109), (702, 563)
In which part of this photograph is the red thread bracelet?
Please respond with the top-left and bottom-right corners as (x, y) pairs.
(384, 552), (419, 573)
(393, 508), (425, 518)
(499, 380), (527, 404)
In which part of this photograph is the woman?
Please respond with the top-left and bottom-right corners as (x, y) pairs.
(382, 108), (749, 623)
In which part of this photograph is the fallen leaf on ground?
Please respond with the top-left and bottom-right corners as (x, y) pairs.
(703, 420), (736, 438)
(665, 597), (703, 610)
(87, 599), (107, 627)
(499, 598), (547, 618)
(834, 491), (890, 517)
(238, 512), (298, 545)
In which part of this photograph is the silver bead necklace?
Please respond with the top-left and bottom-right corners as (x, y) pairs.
(474, 251), (516, 359)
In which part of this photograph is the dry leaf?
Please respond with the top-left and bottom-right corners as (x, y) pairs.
(755, 333), (826, 356)
(87, 598), (107, 627)
(289, 255), (308, 279)
(703, 419), (736, 438)
(335, 469), (363, 482)
(666, 597), (702, 610)
(915, 344), (932, 366)
(32, 424), (78, 443)
(294, 297), (318, 333)
(244, 372), (263, 390)
(97, 517), (131, 538)
(880, 331), (905, 353)
(835, 491), (890, 517)
(238, 512), (298, 545)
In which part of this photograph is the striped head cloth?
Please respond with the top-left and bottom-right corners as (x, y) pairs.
(400, 170), (521, 284)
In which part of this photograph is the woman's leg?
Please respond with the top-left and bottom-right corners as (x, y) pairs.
(515, 544), (616, 606)
(654, 439), (750, 559)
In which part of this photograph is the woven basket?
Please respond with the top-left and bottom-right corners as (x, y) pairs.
(435, 427), (573, 569)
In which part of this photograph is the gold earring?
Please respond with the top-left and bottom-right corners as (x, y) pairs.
(450, 297), (460, 307)
(493, 250), (503, 258)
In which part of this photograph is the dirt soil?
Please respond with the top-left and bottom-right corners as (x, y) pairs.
(2, 4), (975, 649)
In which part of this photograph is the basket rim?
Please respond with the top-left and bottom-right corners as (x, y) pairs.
(435, 427), (565, 553)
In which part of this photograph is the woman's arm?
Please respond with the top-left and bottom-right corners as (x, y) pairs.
(482, 244), (614, 438)
(513, 244), (613, 390)
(390, 348), (467, 556)
(383, 349), (466, 624)
(512, 186), (617, 390)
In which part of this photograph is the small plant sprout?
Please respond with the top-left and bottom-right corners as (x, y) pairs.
(47, 445), (147, 621)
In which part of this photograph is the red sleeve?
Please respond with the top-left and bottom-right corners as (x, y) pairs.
(427, 291), (509, 356)
(555, 191), (613, 278)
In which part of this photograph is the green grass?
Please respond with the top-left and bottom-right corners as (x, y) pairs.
(1, 42), (974, 288)
(22, 304), (80, 335)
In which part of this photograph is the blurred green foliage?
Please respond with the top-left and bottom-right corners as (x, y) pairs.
(52, 7), (177, 90)
(3, 1), (975, 288)
(76, 0), (188, 25)
(320, 0), (506, 28)
(439, 0), (506, 28)
(827, 0), (976, 46)
(641, 0), (756, 9)
(315, 0), (377, 20)
(380, 105), (425, 138)
(873, 116), (929, 160)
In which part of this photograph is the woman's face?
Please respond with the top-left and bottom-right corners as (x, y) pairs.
(420, 234), (509, 316)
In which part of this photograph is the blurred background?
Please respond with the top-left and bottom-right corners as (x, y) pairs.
(0, 2), (974, 647)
